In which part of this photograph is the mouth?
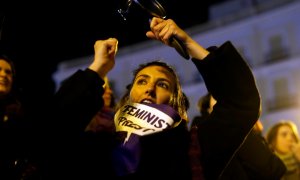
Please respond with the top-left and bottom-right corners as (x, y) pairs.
(0, 83), (8, 87)
(141, 99), (154, 104)
(0, 79), (9, 86)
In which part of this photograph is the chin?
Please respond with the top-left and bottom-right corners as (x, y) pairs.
(0, 89), (9, 95)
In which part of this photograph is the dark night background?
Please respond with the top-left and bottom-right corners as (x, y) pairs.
(0, 0), (225, 113)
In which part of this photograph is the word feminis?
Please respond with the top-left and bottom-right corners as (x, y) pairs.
(121, 104), (172, 129)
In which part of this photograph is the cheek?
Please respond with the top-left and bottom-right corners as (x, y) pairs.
(129, 88), (140, 102)
(7, 79), (13, 91)
(157, 91), (172, 104)
(0, 86), (11, 95)
(276, 139), (283, 149)
(276, 137), (290, 152)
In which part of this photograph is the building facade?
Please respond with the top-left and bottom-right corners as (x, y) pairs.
(53, 0), (300, 132)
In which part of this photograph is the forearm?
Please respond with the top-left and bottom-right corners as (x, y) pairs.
(185, 37), (210, 60)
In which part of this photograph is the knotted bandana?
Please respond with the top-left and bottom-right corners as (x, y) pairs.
(113, 102), (181, 176)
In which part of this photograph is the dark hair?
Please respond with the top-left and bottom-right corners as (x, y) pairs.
(116, 60), (189, 121)
(0, 54), (23, 116)
(197, 92), (213, 117)
(0, 54), (18, 96)
(182, 92), (190, 111)
(0, 54), (16, 78)
(266, 120), (300, 151)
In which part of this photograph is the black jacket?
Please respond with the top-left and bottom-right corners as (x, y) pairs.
(220, 129), (286, 180)
(39, 41), (285, 180)
(192, 41), (286, 180)
(0, 95), (39, 180)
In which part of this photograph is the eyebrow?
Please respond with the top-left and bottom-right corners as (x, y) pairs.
(135, 74), (172, 85)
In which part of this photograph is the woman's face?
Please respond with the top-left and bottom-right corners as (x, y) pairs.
(130, 65), (175, 105)
(275, 125), (297, 154)
(0, 60), (13, 96)
(102, 77), (113, 107)
(208, 96), (217, 114)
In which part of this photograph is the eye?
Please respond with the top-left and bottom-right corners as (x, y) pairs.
(5, 69), (12, 76)
(281, 132), (288, 138)
(157, 81), (169, 89)
(136, 78), (147, 85)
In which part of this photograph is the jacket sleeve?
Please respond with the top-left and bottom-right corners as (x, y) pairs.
(51, 68), (105, 133)
(235, 130), (286, 179)
(192, 41), (261, 179)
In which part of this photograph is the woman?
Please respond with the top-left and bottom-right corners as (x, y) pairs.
(42, 17), (282, 180)
(0, 55), (39, 180)
(266, 121), (300, 180)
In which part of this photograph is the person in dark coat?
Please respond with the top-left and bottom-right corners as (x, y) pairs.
(0, 54), (40, 180)
(191, 92), (286, 180)
(39, 17), (284, 180)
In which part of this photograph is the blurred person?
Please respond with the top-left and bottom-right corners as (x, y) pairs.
(190, 92), (215, 128)
(85, 76), (116, 133)
(253, 119), (264, 134)
(189, 92), (215, 180)
(0, 54), (40, 180)
(266, 120), (300, 180)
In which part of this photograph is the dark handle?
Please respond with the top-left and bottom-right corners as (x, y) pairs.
(169, 36), (190, 60)
(133, 0), (190, 59)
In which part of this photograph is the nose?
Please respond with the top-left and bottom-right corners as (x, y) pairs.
(0, 70), (5, 76)
(105, 87), (113, 94)
(145, 84), (156, 96)
(287, 134), (295, 142)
